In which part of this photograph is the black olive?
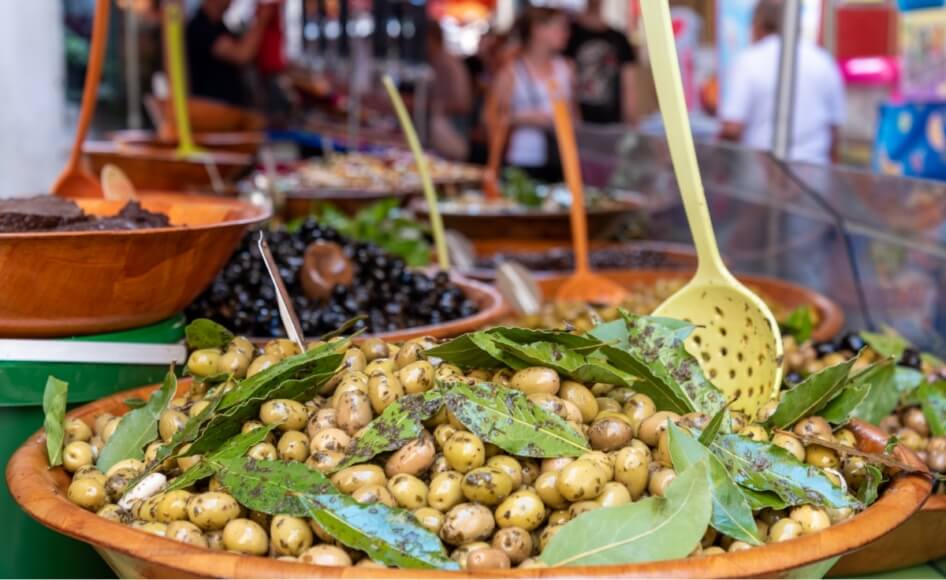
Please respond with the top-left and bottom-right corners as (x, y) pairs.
(840, 332), (866, 353)
(784, 371), (803, 386)
(814, 341), (837, 356)
(900, 348), (922, 370)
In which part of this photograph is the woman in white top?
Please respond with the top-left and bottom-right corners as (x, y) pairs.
(485, 7), (574, 183)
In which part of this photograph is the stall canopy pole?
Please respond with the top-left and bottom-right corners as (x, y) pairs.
(124, 6), (142, 129)
(772, 0), (801, 160)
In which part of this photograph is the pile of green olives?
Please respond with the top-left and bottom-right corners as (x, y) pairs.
(61, 334), (878, 570)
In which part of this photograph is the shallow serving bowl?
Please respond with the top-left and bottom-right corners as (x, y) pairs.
(534, 269), (844, 343)
(0, 193), (269, 338)
(83, 142), (254, 193)
(109, 129), (264, 157)
(6, 395), (930, 579)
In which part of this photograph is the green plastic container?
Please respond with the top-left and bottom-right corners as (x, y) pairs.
(1, 316), (185, 579)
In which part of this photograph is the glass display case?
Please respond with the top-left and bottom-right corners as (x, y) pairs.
(576, 125), (946, 354)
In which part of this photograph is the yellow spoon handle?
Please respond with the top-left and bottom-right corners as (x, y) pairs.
(640, 0), (726, 279)
(164, 1), (201, 158)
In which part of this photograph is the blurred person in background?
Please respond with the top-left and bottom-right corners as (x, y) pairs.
(485, 7), (573, 183)
(254, 0), (295, 125)
(428, 22), (474, 161)
(187, 0), (276, 107)
(719, 0), (845, 163)
(567, 0), (638, 125)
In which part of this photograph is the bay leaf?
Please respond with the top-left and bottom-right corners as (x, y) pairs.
(710, 433), (861, 510)
(97, 371), (177, 472)
(185, 318), (234, 350)
(781, 306), (814, 344)
(443, 382), (589, 457)
(699, 406), (730, 446)
(668, 423), (762, 545)
(213, 457), (457, 570)
(122, 397), (147, 409)
(538, 460), (712, 566)
(147, 396), (221, 470)
(820, 382), (871, 425)
(922, 352), (946, 370)
(164, 424), (276, 492)
(741, 487), (789, 511)
(856, 463), (885, 506)
(220, 339), (345, 409)
(766, 354), (860, 429)
(894, 366), (925, 395)
(426, 327), (602, 369)
(861, 330), (908, 359)
(490, 337), (633, 387)
(918, 380), (946, 437)
(42, 376), (69, 467)
(333, 390), (445, 471)
(846, 360), (898, 425)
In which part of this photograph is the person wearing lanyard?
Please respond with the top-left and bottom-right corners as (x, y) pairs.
(719, 0), (846, 163)
(484, 7), (574, 183)
(186, 0), (275, 107)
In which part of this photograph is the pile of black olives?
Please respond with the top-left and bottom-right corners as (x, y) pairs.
(186, 219), (479, 337)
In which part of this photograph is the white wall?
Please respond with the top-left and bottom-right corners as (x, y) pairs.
(0, 0), (66, 198)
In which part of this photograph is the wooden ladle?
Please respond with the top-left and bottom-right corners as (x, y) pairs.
(641, 0), (783, 415)
(51, 0), (110, 198)
(299, 241), (354, 301)
(550, 94), (627, 306)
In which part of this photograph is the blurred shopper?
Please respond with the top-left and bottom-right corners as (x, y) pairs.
(187, 0), (275, 107)
(567, 0), (638, 125)
(255, 0), (294, 125)
(719, 0), (845, 163)
(428, 22), (474, 161)
(485, 7), (573, 182)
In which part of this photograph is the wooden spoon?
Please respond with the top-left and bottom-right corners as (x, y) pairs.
(162, 0), (204, 158)
(550, 94), (627, 306)
(299, 241), (354, 301)
(50, 0), (110, 198)
(641, 0), (783, 416)
(100, 164), (139, 201)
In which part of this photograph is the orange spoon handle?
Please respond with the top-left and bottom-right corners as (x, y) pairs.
(551, 96), (590, 276)
(67, 0), (110, 171)
(484, 113), (509, 201)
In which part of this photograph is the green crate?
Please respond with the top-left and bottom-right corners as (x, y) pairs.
(1, 316), (185, 578)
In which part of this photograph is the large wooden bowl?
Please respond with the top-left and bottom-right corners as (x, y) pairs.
(461, 240), (699, 281)
(829, 494), (946, 576)
(533, 270), (844, 343)
(152, 96), (266, 138)
(83, 142), (254, 192)
(109, 129), (264, 157)
(7, 405), (930, 579)
(411, 196), (648, 241)
(0, 193), (269, 338)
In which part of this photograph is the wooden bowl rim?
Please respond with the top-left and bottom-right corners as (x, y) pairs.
(924, 492), (946, 512)
(7, 394), (931, 580)
(532, 269), (845, 344)
(0, 192), (271, 240)
(108, 129), (266, 147)
(83, 140), (253, 165)
(410, 195), (648, 219)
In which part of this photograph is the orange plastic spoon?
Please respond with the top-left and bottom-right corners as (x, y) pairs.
(551, 94), (627, 306)
(51, 0), (110, 198)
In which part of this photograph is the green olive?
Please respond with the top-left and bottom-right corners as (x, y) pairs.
(648, 468), (676, 497)
(93, 413), (115, 436)
(67, 477), (107, 510)
(264, 339), (301, 359)
(246, 354), (280, 378)
(64, 417), (92, 443)
(540, 457), (574, 473)
(331, 464), (386, 494)
(492, 526), (533, 564)
(729, 541), (753, 552)
(534, 471), (569, 509)
(305, 450), (345, 473)
(166, 520), (208, 548)
(365, 357), (396, 376)
(805, 444), (840, 469)
(559, 381), (599, 422)
(596, 397), (622, 414)
(342, 347), (368, 372)
(555, 459), (607, 502)
(277, 430), (310, 462)
(486, 455), (523, 489)
(189, 400), (212, 418)
(589, 416), (633, 452)
(359, 337), (390, 361)
(568, 500), (600, 519)
(443, 431), (486, 473)
(228, 336), (254, 358)
(793, 416), (832, 439)
(63, 441), (95, 473)
(547, 509), (571, 526)
(387, 474), (429, 509)
(638, 411), (680, 447)
(520, 459), (540, 486)
(613, 445), (650, 500)
(385, 432), (436, 477)
(100, 416), (122, 443)
(460, 467), (514, 505)
(440, 502), (495, 545)
(466, 547), (511, 571)
(768, 518), (803, 542)
(428, 471), (464, 511)
(307, 409), (338, 437)
(433, 424), (458, 449)
(158, 409), (188, 443)
(187, 349), (221, 377)
(105, 458), (145, 478)
(772, 432), (805, 462)
(155, 490), (192, 523)
(413, 507), (444, 534)
(739, 424), (770, 442)
(510, 367), (560, 396)
(494, 489), (546, 530)
(308, 427), (350, 454)
(538, 524), (562, 551)
(352, 484), (397, 507)
(789, 505), (831, 534)
(335, 390), (373, 436)
(397, 361), (435, 395)
(259, 399), (308, 431)
(247, 442), (278, 461)
(367, 371), (404, 413)
(450, 542), (491, 568)
(394, 341), (424, 369)
(132, 521), (167, 537)
(73, 465), (106, 484)
(205, 529), (225, 550)
(216, 350), (250, 379)
(96, 503), (124, 522)
(897, 427), (926, 451)
(596, 481), (632, 507)
(299, 544), (353, 566)
(186, 492), (241, 530)
(623, 393), (657, 431)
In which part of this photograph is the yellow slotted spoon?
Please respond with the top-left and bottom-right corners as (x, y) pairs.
(641, 0), (783, 416)
(163, 0), (204, 158)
